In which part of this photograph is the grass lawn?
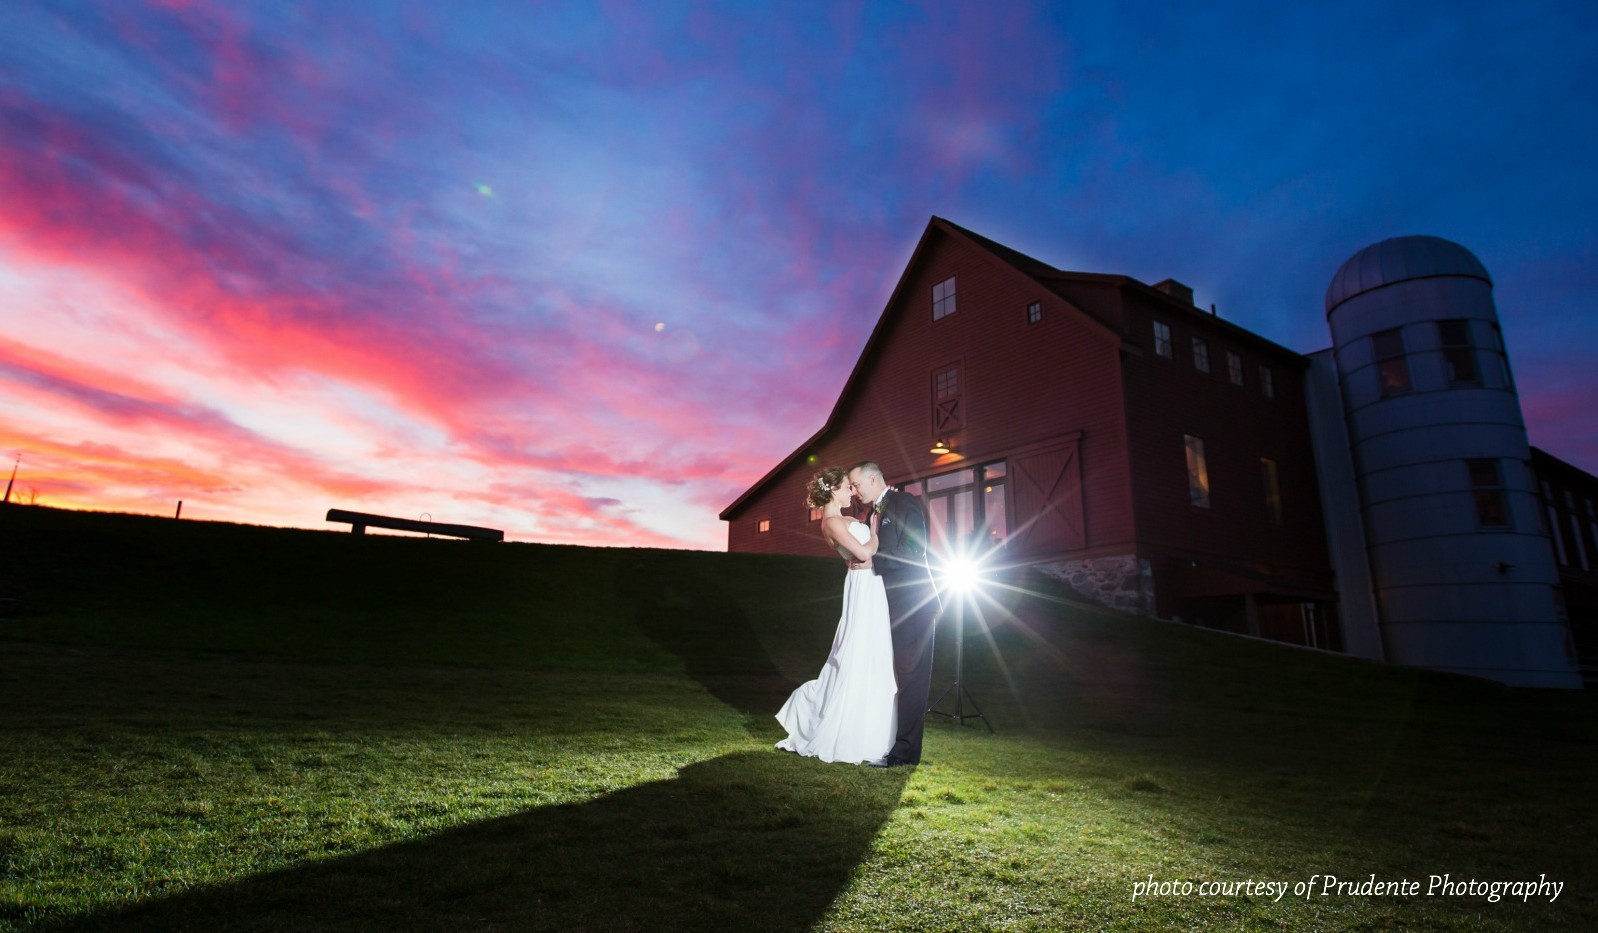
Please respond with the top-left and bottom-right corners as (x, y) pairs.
(2, 505), (1596, 930)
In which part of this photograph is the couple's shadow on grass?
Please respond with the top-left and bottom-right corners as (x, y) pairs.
(57, 750), (908, 932)
(55, 558), (898, 930)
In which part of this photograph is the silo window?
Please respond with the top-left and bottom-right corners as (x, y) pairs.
(1184, 435), (1211, 508)
(1466, 459), (1510, 529)
(1438, 320), (1480, 386)
(1488, 323), (1517, 390)
(1372, 328), (1411, 396)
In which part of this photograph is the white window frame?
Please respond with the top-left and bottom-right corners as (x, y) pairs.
(932, 276), (957, 321)
(1154, 321), (1173, 358)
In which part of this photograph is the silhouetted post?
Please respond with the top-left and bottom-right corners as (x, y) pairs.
(3, 454), (16, 505)
(175, 500), (183, 519)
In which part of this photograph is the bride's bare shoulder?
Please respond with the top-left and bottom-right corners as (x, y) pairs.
(821, 514), (863, 542)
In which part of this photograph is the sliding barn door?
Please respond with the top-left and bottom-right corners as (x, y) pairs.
(1010, 436), (1085, 554)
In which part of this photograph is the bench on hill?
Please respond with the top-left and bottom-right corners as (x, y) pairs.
(325, 509), (504, 542)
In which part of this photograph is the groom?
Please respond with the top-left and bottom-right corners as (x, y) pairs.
(848, 461), (940, 767)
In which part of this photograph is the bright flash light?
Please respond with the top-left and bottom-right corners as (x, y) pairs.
(941, 553), (983, 594)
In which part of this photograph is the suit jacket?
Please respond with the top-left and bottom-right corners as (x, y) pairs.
(872, 488), (930, 579)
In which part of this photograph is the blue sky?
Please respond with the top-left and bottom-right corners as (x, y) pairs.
(2, 0), (1594, 547)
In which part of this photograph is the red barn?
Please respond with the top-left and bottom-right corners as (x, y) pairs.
(721, 217), (1337, 648)
(1530, 447), (1598, 679)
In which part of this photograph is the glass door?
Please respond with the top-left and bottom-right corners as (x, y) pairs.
(919, 463), (1007, 560)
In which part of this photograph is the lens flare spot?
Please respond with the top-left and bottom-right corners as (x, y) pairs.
(942, 554), (982, 593)
(475, 183), (494, 197)
(654, 322), (666, 332)
(663, 328), (699, 363)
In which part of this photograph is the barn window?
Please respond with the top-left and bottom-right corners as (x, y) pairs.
(757, 519), (771, 534)
(1153, 321), (1173, 358)
(1587, 500), (1598, 568)
(1261, 458), (1283, 524)
(1543, 481), (1565, 562)
(933, 364), (962, 432)
(1258, 365), (1275, 399)
(932, 276), (957, 321)
(1185, 435), (1211, 508)
(1027, 301), (1043, 325)
(1565, 490), (1589, 571)
(1192, 337), (1211, 373)
(1227, 351), (1244, 386)
(808, 506), (823, 522)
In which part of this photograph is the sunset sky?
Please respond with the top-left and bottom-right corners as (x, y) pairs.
(3, 1), (1595, 550)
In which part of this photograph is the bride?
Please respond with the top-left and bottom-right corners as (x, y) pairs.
(775, 467), (897, 764)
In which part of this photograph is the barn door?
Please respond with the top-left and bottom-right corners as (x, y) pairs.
(1010, 436), (1085, 554)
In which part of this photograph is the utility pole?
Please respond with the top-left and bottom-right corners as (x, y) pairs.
(3, 453), (16, 505)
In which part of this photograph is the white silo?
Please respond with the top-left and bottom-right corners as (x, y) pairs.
(1325, 236), (1581, 688)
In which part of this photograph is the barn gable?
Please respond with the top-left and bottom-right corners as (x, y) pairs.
(720, 216), (1124, 523)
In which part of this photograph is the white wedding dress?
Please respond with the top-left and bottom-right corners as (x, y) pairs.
(775, 521), (898, 764)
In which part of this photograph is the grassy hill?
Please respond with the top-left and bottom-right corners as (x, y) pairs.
(1, 505), (1595, 930)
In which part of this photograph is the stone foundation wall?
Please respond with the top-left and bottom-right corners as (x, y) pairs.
(1035, 555), (1155, 617)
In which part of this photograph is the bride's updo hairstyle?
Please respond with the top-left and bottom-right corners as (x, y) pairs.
(805, 467), (848, 509)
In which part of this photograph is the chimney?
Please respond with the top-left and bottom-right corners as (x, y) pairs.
(1152, 278), (1194, 305)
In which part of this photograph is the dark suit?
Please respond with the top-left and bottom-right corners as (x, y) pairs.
(872, 488), (939, 764)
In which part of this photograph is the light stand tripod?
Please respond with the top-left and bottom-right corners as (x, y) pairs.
(927, 584), (994, 732)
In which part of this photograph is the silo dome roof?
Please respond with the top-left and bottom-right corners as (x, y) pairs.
(1325, 235), (1491, 314)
